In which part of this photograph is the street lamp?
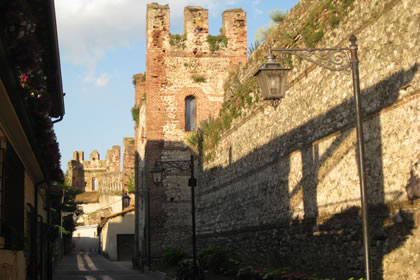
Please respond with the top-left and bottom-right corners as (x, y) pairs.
(150, 162), (163, 184)
(254, 35), (372, 280)
(122, 192), (131, 209)
(151, 155), (198, 279)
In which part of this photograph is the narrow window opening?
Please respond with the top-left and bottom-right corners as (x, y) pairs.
(185, 96), (197, 131)
(92, 178), (98, 191)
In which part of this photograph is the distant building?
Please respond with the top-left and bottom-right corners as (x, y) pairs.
(68, 141), (136, 253)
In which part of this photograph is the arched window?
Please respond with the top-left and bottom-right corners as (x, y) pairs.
(185, 96), (196, 131)
(92, 178), (98, 191)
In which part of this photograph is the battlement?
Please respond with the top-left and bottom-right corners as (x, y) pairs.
(146, 4), (247, 55)
(73, 151), (84, 161)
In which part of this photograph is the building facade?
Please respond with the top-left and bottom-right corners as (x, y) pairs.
(0, 0), (65, 279)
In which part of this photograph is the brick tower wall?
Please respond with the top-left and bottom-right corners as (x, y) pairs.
(143, 3), (247, 257)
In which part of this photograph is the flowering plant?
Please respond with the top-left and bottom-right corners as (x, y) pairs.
(1, 0), (63, 183)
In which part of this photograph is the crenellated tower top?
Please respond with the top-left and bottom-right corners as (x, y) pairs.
(146, 3), (246, 56)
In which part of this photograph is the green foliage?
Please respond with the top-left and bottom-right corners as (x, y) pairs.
(132, 77), (136, 86)
(55, 224), (70, 235)
(169, 34), (186, 49)
(185, 76), (258, 163)
(113, 190), (122, 196)
(262, 268), (291, 280)
(188, 7), (201, 12)
(328, 14), (340, 29)
(192, 75), (206, 83)
(255, 9), (286, 43)
(163, 248), (188, 265)
(255, 22), (276, 43)
(268, 9), (287, 23)
(283, 32), (294, 41)
(58, 179), (82, 213)
(301, 0), (355, 47)
(126, 171), (135, 193)
(55, 178), (82, 237)
(199, 247), (241, 275)
(248, 40), (261, 56)
(237, 266), (260, 280)
(131, 106), (140, 125)
(301, 2), (325, 49)
(176, 259), (194, 280)
(302, 26), (324, 48)
(207, 34), (228, 53)
(185, 0), (358, 163)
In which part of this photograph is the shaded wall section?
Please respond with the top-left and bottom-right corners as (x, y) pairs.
(196, 0), (420, 279)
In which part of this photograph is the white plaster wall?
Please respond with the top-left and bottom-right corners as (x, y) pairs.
(73, 225), (99, 252)
(100, 212), (135, 261)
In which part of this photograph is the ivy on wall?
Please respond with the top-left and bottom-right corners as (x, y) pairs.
(207, 34), (228, 53)
(169, 34), (186, 49)
(131, 106), (140, 125)
(192, 74), (206, 83)
(186, 76), (259, 163)
(185, 0), (356, 163)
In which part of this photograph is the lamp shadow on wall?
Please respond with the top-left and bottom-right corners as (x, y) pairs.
(195, 62), (418, 279)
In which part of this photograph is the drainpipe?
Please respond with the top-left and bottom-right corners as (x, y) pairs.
(34, 180), (46, 279)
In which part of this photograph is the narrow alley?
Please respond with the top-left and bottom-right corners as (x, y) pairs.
(53, 252), (164, 280)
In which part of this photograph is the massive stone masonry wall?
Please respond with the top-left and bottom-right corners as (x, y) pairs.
(196, 0), (420, 279)
(137, 3), (247, 257)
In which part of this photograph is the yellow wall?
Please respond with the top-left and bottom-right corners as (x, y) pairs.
(0, 250), (26, 280)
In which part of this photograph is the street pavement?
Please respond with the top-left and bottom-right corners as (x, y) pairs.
(53, 252), (166, 280)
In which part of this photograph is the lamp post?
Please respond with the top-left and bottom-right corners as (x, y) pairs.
(254, 35), (371, 280)
(150, 155), (198, 279)
(122, 192), (131, 209)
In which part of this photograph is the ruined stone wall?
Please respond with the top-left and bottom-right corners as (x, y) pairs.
(122, 137), (135, 191)
(68, 146), (121, 192)
(196, 0), (420, 279)
(139, 3), (247, 258)
(67, 159), (84, 191)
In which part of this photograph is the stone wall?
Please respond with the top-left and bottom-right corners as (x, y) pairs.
(122, 137), (135, 191)
(196, 0), (420, 279)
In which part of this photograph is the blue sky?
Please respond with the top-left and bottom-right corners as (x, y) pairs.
(54, 0), (299, 172)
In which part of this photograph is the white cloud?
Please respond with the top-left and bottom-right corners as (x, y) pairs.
(55, 0), (236, 84)
(95, 73), (111, 87)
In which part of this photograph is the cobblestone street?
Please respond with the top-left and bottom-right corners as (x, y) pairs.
(53, 252), (164, 280)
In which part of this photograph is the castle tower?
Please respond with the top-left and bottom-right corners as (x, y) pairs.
(136, 3), (247, 259)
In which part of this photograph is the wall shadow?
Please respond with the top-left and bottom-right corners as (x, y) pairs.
(195, 63), (418, 279)
(72, 237), (99, 253)
(138, 139), (197, 264)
